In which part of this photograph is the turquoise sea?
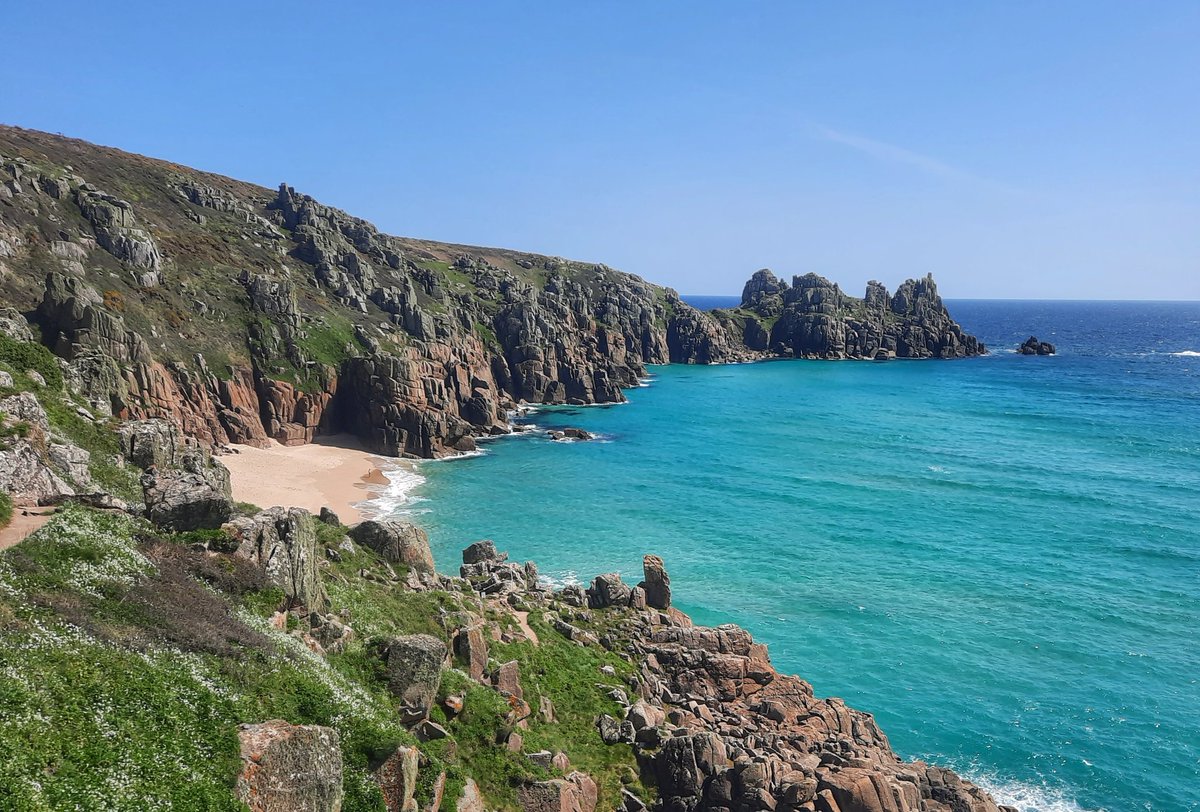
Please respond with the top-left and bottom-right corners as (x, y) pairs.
(375, 299), (1200, 812)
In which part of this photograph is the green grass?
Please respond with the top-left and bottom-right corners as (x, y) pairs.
(0, 498), (652, 812)
(0, 493), (11, 529)
(0, 506), (414, 811)
(0, 334), (64, 390)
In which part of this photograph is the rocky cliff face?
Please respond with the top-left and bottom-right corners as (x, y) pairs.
(1, 127), (983, 459)
(709, 270), (985, 361)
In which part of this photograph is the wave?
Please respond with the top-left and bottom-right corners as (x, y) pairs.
(538, 570), (582, 589)
(967, 772), (1102, 812)
(358, 459), (427, 519)
(1169, 350), (1200, 357)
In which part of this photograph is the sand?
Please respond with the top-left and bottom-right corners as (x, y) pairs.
(219, 434), (390, 523)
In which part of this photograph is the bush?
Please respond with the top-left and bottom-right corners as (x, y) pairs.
(0, 493), (11, 529)
(0, 334), (63, 390)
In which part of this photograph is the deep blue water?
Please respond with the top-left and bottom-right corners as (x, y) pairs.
(376, 300), (1200, 812)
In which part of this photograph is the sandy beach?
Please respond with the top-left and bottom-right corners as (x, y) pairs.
(219, 435), (390, 524)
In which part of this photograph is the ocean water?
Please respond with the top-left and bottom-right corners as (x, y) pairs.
(373, 299), (1200, 812)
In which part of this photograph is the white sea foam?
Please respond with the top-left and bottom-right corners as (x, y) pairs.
(1169, 350), (1200, 357)
(967, 772), (1101, 812)
(357, 459), (427, 519)
(538, 570), (582, 589)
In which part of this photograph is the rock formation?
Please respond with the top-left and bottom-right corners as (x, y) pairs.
(713, 270), (985, 361)
(1, 126), (984, 465)
(1018, 336), (1056, 355)
(235, 720), (343, 812)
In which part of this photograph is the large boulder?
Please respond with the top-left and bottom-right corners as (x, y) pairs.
(462, 539), (505, 565)
(0, 392), (79, 504)
(118, 418), (194, 470)
(235, 720), (343, 812)
(226, 507), (328, 611)
(142, 451), (233, 531)
(453, 624), (488, 682)
(587, 572), (632, 608)
(638, 554), (671, 610)
(653, 733), (728, 805)
(375, 745), (420, 812)
(380, 634), (447, 721)
(349, 520), (435, 573)
(517, 772), (598, 812)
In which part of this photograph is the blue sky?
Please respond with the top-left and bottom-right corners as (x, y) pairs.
(3, 2), (1198, 299)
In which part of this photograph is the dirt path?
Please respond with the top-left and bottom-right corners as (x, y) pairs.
(0, 508), (54, 552)
(514, 610), (540, 646)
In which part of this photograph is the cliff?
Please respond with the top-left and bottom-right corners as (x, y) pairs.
(0, 286), (1009, 811)
(1, 127), (983, 460)
(706, 271), (985, 361)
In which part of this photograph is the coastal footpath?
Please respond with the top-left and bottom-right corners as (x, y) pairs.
(1, 126), (983, 462)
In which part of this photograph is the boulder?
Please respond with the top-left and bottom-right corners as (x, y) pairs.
(350, 520), (435, 573)
(587, 572), (632, 608)
(495, 659), (523, 699)
(226, 507), (328, 610)
(457, 779), (485, 812)
(375, 745), (420, 812)
(0, 307), (35, 343)
(653, 733), (728, 804)
(141, 452), (234, 531)
(517, 772), (598, 812)
(235, 720), (343, 812)
(462, 539), (505, 565)
(453, 624), (488, 682)
(380, 634), (446, 721)
(638, 554), (671, 610)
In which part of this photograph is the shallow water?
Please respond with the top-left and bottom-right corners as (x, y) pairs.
(375, 300), (1200, 812)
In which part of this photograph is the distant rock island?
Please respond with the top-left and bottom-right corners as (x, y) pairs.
(1018, 336), (1056, 355)
(1, 126), (983, 461)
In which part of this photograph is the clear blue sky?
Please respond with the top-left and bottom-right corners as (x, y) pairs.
(3, 2), (1198, 299)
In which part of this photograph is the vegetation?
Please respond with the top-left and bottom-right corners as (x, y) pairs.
(0, 334), (63, 390)
(0, 503), (650, 811)
(0, 493), (11, 529)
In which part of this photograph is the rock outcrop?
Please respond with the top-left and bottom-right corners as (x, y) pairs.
(349, 520), (435, 573)
(1018, 336), (1055, 355)
(225, 507), (329, 611)
(235, 720), (343, 812)
(723, 271), (985, 361)
(451, 547), (1013, 812)
(1, 127), (983, 467)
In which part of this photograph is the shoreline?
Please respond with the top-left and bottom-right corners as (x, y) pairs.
(220, 435), (397, 524)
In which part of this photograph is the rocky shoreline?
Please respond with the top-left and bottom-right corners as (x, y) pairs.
(2, 126), (985, 463)
(0, 125), (1010, 811)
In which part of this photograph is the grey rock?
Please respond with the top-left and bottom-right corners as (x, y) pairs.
(142, 451), (233, 531)
(638, 554), (671, 610)
(235, 720), (343, 812)
(462, 539), (505, 565)
(226, 507), (328, 611)
(380, 634), (446, 722)
(349, 520), (434, 573)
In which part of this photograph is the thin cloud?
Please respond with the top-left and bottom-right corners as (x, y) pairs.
(819, 127), (1016, 192)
